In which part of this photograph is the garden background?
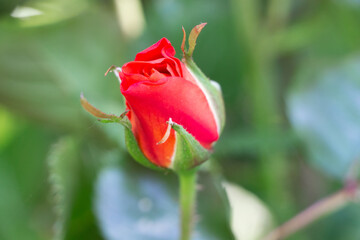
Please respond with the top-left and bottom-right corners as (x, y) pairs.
(1, 0), (360, 239)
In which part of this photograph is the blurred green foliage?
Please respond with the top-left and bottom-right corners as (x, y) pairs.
(1, 0), (360, 239)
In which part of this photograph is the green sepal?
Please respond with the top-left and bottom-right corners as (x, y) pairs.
(80, 94), (164, 171)
(184, 58), (226, 132)
(180, 24), (226, 132)
(80, 94), (132, 129)
(102, 117), (165, 171)
(171, 122), (211, 172)
(98, 116), (131, 129)
(99, 117), (165, 171)
(124, 127), (165, 171)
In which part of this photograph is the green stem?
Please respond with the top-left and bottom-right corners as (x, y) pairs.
(179, 170), (197, 240)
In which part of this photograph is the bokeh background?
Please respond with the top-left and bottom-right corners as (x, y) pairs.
(1, 0), (360, 239)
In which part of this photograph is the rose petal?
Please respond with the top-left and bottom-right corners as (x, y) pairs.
(135, 38), (176, 61)
(149, 69), (168, 81)
(119, 71), (147, 91)
(120, 57), (186, 90)
(121, 77), (219, 167)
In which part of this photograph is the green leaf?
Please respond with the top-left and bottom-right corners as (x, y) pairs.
(48, 137), (80, 240)
(287, 56), (360, 178)
(171, 122), (211, 171)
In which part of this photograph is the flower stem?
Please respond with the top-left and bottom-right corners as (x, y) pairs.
(263, 181), (358, 240)
(179, 170), (197, 240)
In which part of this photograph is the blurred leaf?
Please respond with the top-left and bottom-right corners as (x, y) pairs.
(287, 56), (360, 178)
(0, 121), (55, 207)
(196, 171), (235, 240)
(0, 121), (54, 240)
(0, 5), (125, 135)
(48, 137), (80, 240)
(94, 163), (234, 240)
(0, 107), (17, 149)
(223, 182), (274, 240)
(0, 157), (43, 240)
(13, 0), (88, 27)
(339, 0), (360, 7)
(62, 143), (105, 240)
(95, 166), (179, 240)
(282, 2), (360, 56)
(215, 128), (297, 157)
(0, 0), (18, 16)
(230, 0), (260, 44)
(48, 139), (106, 240)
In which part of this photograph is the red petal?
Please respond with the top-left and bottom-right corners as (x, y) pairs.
(121, 77), (219, 167)
(135, 38), (176, 61)
(120, 58), (185, 91)
(148, 69), (168, 81)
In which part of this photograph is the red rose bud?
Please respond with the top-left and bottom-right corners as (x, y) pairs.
(81, 24), (225, 171)
(117, 24), (225, 171)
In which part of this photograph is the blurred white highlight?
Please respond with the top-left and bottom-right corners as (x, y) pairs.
(114, 0), (145, 39)
(11, 6), (43, 18)
(223, 182), (274, 240)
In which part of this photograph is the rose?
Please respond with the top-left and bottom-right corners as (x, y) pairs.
(79, 25), (225, 240)
(118, 36), (224, 169)
(80, 24), (225, 170)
